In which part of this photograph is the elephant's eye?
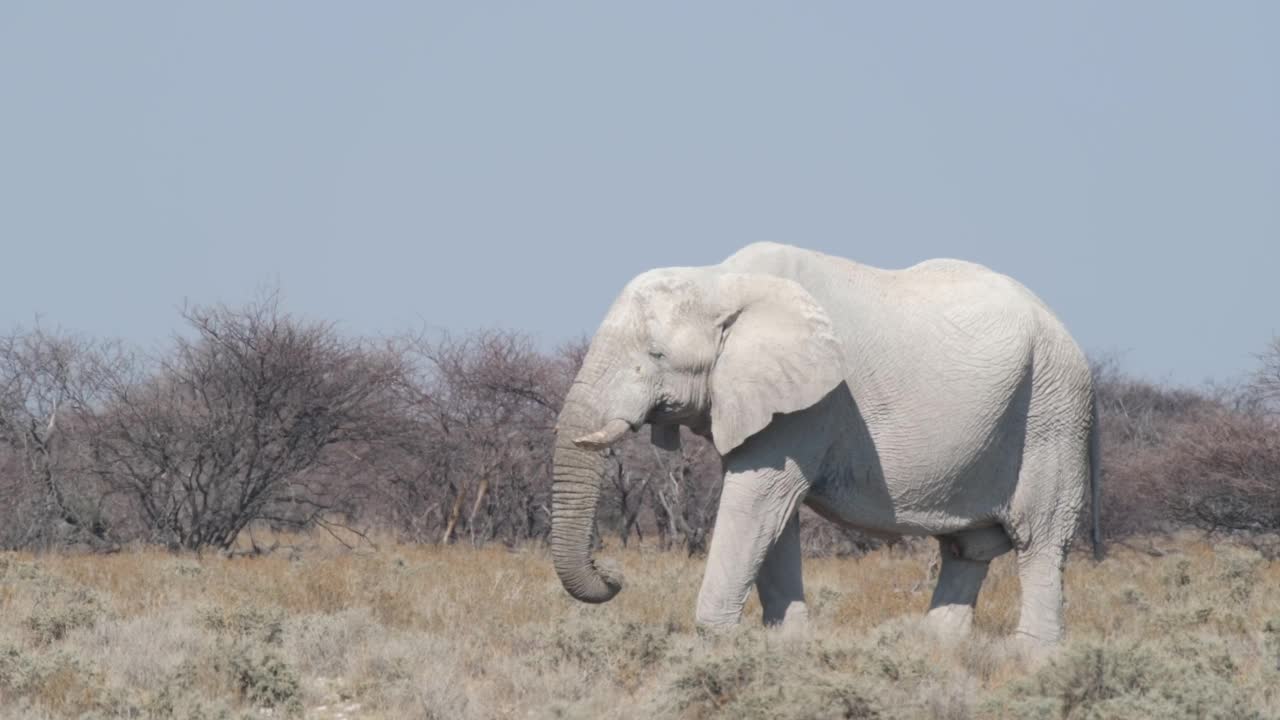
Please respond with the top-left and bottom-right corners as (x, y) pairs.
(648, 348), (665, 360)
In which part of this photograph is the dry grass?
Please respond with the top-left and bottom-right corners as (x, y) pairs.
(1, 534), (1279, 719)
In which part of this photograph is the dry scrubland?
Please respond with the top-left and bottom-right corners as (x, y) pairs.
(5, 291), (1280, 720)
(1, 537), (1278, 719)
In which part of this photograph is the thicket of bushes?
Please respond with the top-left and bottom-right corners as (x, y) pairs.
(2, 294), (1278, 554)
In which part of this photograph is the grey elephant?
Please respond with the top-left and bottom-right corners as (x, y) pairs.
(550, 242), (1099, 646)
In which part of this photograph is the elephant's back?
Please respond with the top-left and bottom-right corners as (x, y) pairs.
(719, 241), (1090, 399)
(896, 259), (1093, 403)
(722, 244), (1059, 331)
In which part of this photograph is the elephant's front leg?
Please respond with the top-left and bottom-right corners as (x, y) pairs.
(757, 510), (809, 629)
(695, 466), (807, 629)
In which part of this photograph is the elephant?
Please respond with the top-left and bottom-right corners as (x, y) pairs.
(550, 242), (1099, 646)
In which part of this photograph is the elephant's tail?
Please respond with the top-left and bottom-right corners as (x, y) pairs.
(1089, 394), (1104, 561)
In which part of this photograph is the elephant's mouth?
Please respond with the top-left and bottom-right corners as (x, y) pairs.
(646, 401), (701, 426)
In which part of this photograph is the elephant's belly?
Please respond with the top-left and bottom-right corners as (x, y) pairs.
(804, 493), (984, 537)
(805, 400), (1026, 536)
(804, 463), (1014, 537)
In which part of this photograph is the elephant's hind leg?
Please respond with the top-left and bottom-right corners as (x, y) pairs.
(756, 511), (808, 629)
(1008, 440), (1090, 647)
(925, 527), (1012, 638)
(1011, 544), (1068, 647)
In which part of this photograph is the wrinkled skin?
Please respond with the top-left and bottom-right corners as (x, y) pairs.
(551, 242), (1098, 647)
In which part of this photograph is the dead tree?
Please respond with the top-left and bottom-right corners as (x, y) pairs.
(91, 294), (401, 551)
(390, 330), (563, 545)
(0, 326), (124, 548)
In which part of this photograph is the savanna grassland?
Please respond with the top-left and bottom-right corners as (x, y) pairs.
(5, 305), (1280, 720)
(2, 535), (1279, 720)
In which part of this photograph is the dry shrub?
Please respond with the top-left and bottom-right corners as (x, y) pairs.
(225, 645), (302, 714)
(0, 645), (108, 717)
(1093, 364), (1215, 537)
(652, 617), (1002, 720)
(658, 632), (883, 720)
(1264, 619), (1280, 672)
(982, 638), (1261, 720)
(24, 587), (103, 645)
(154, 634), (302, 717)
(529, 612), (681, 692)
(1094, 360), (1280, 540)
(284, 607), (378, 678)
(140, 684), (240, 720)
(198, 603), (286, 645)
(1158, 409), (1280, 534)
(1, 561), (106, 646)
(188, 603), (304, 715)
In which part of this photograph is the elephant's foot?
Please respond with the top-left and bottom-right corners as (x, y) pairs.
(693, 621), (737, 640)
(764, 600), (810, 636)
(924, 603), (974, 640)
(694, 600), (745, 631)
(1012, 629), (1060, 666)
(1013, 609), (1064, 650)
(925, 539), (990, 642)
(1012, 546), (1066, 650)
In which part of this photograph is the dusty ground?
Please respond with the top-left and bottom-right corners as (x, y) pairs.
(1, 534), (1278, 719)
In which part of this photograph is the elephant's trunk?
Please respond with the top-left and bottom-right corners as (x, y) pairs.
(550, 383), (625, 604)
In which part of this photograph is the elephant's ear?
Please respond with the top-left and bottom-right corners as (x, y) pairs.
(709, 273), (847, 455)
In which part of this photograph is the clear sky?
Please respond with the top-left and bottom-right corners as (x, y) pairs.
(1, 3), (1276, 386)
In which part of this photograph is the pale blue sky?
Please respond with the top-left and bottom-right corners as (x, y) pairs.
(1, 3), (1276, 386)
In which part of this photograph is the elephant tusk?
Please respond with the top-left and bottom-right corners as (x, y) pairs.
(572, 418), (632, 450)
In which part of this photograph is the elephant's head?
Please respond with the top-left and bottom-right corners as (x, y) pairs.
(551, 267), (846, 603)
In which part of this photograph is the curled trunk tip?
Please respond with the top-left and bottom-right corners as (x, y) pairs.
(552, 552), (624, 603)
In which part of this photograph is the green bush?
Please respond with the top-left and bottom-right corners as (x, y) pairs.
(198, 604), (285, 646)
(1214, 546), (1266, 605)
(227, 646), (302, 714)
(0, 643), (100, 710)
(24, 588), (103, 644)
(1263, 618), (1280, 673)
